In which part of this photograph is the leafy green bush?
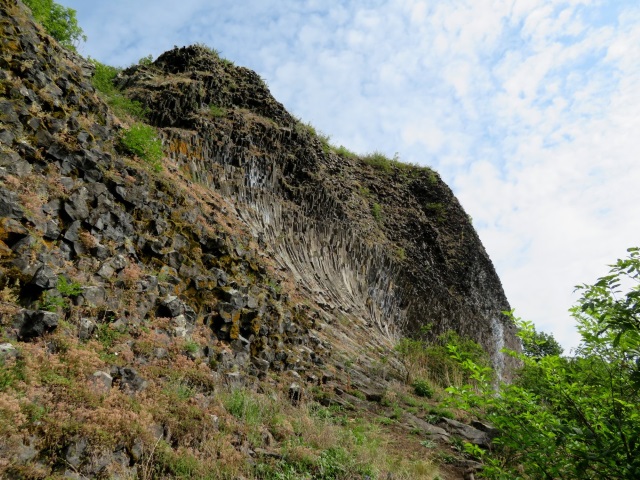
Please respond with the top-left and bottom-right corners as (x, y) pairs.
(412, 379), (434, 398)
(119, 123), (163, 171)
(23, 0), (86, 50)
(447, 248), (640, 479)
(371, 202), (382, 222)
(90, 60), (147, 119)
(56, 275), (82, 297)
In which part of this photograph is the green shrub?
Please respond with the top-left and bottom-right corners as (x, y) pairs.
(209, 104), (226, 117)
(23, 0), (86, 50)
(446, 249), (640, 479)
(333, 145), (357, 159)
(119, 123), (163, 171)
(372, 203), (383, 222)
(56, 275), (82, 297)
(363, 151), (393, 172)
(90, 60), (147, 119)
(412, 379), (434, 398)
(90, 60), (120, 95)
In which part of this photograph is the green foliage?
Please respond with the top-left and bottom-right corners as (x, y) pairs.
(333, 145), (357, 159)
(90, 60), (120, 95)
(37, 291), (66, 311)
(412, 379), (434, 398)
(362, 151), (394, 172)
(119, 123), (163, 171)
(23, 0), (86, 50)
(56, 276), (82, 297)
(371, 202), (383, 222)
(519, 321), (563, 357)
(137, 54), (153, 66)
(209, 104), (226, 118)
(447, 248), (640, 479)
(425, 202), (446, 222)
(90, 60), (147, 119)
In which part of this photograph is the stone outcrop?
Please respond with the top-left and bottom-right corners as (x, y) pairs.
(0, 0), (519, 476)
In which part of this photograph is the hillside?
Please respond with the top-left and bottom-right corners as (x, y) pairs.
(0, 1), (519, 478)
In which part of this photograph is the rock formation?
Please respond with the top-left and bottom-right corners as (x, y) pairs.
(0, 0), (520, 477)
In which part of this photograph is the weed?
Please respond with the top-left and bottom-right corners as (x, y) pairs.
(90, 60), (147, 119)
(420, 439), (437, 449)
(362, 151), (393, 172)
(56, 276), (82, 297)
(412, 379), (434, 398)
(372, 203), (383, 222)
(209, 104), (226, 118)
(333, 145), (357, 159)
(119, 123), (163, 171)
(184, 341), (199, 355)
(425, 202), (447, 222)
(138, 54), (153, 66)
(37, 291), (66, 312)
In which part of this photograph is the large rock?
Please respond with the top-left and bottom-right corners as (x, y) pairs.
(16, 310), (59, 340)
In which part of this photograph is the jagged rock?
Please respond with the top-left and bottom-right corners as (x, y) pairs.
(90, 371), (113, 394)
(78, 318), (96, 341)
(159, 295), (184, 317)
(437, 417), (491, 448)
(112, 367), (147, 394)
(31, 265), (57, 289)
(403, 413), (451, 443)
(0, 342), (16, 358)
(0, 187), (24, 219)
(77, 286), (106, 307)
(289, 382), (302, 405)
(63, 437), (88, 469)
(16, 310), (59, 340)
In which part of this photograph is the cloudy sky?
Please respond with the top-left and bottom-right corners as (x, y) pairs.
(59, 0), (640, 352)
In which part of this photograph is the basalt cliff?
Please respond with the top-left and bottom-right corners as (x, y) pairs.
(0, 1), (519, 478)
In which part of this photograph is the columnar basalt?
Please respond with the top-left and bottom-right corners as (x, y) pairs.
(120, 45), (520, 376)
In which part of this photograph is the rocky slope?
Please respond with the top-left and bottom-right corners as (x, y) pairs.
(0, 1), (519, 478)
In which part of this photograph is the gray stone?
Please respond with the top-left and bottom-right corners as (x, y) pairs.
(91, 371), (113, 394)
(0, 187), (24, 219)
(0, 343), (16, 357)
(289, 382), (302, 405)
(113, 367), (148, 393)
(63, 437), (88, 469)
(31, 265), (57, 289)
(160, 295), (184, 317)
(17, 310), (59, 340)
(78, 286), (106, 307)
(437, 417), (491, 447)
(78, 318), (96, 341)
(251, 356), (270, 372)
(64, 187), (90, 221)
(403, 413), (450, 443)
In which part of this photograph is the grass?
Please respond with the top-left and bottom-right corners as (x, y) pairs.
(372, 202), (383, 222)
(119, 123), (163, 172)
(209, 104), (227, 117)
(90, 59), (147, 119)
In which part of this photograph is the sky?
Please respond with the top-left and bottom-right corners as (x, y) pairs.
(59, 0), (640, 352)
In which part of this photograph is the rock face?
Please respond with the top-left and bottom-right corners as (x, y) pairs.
(121, 44), (520, 376)
(0, 0), (518, 373)
(0, 0), (519, 476)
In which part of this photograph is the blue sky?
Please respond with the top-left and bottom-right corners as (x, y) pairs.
(59, 0), (640, 352)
